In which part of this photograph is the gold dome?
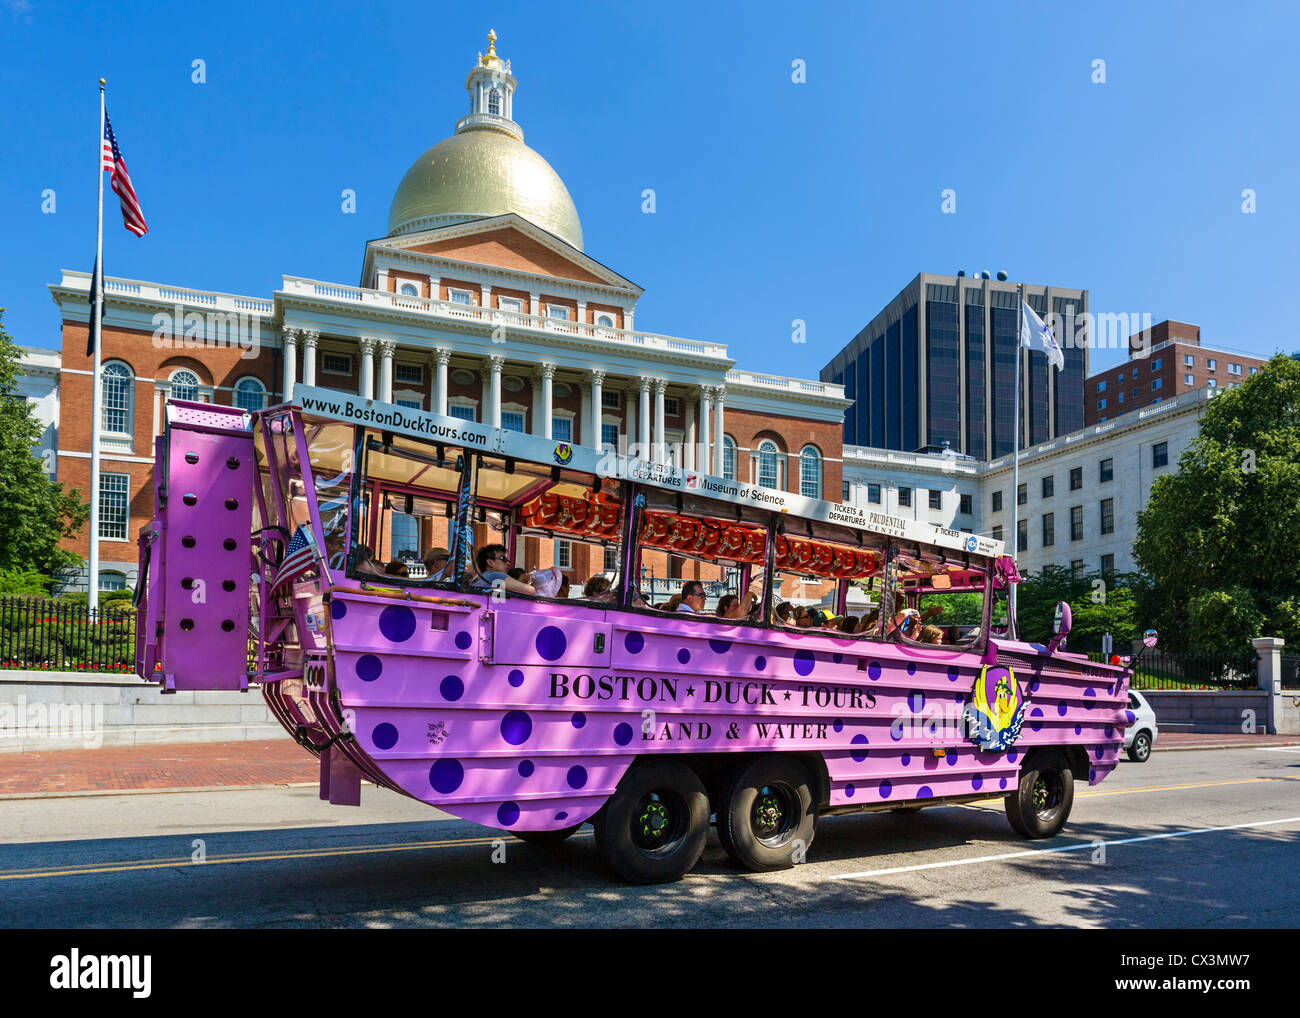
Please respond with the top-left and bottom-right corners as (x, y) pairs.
(386, 130), (584, 250)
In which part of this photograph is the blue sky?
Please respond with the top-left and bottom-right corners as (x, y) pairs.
(2, 0), (1298, 379)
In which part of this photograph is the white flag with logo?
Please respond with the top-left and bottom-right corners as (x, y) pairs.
(1021, 300), (1064, 371)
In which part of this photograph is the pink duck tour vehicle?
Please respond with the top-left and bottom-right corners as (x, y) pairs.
(134, 387), (1148, 884)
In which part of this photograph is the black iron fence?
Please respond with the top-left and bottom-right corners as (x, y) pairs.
(0, 596), (136, 674)
(1099, 649), (1260, 690)
(1282, 653), (1300, 690)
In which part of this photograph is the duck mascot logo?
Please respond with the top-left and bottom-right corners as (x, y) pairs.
(962, 665), (1025, 752)
(553, 442), (574, 466)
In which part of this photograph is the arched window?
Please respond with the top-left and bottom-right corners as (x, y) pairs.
(170, 369), (200, 403)
(399, 283), (418, 296)
(233, 377), (267, 413)
(799, 445), (822, 499)
(595, 313), (615, 328)
(488, 87), (502, 115)
(757, 440), (779, 489)
(722, 435), (737, 480)
(98, 570), (127, 592)
(101, 361), (133, 436)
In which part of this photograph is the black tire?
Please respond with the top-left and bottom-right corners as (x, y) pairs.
(593, 759), (709, 884)
(890, 806), (923, 814)
(717, 756), (817, 872)
(1127, 731), (1152, 763)
(514, 824), (583, 845)
(1005, 749), (1074, 839)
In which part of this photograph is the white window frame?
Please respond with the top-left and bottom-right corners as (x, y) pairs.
(99, 472), (131, 542)
(799, 445), (822, 500)
(394, 363), (423, 385)
(447, 397), (479, 422)
(756, 440), (780, 489)
(1228, 362), (1242, 375)
(397, 282), (420, 297)
(555, 538), (572, 570)
(600, 389), (621, 410)
(1207, 358), (1217, 370)
(100, 360), (135, 442)
(601, 415), (622, 452)
(1185, 373), (1194, 385)
(448, 288), (474, 307)
(322, 352), (353, 376)
(500, 403), (528, 433)
(168, 368), (202, 404)
(233, 376), (267, 413)
(545, 304), (571, 322)
(663, 397), (680, 417)
(551, 410), (575, 442)
(1184, 354), (1195, 366)
(721, 435), (737, 481)
(593, 312), (616, 328)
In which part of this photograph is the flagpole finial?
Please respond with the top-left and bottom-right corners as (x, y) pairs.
(99, 77), (105, 86)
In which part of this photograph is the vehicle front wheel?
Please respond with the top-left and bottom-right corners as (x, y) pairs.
(718, 757), (816, 872)
(1005, 749), (1074, 838)
(593, 759), (709, 884)
(1127, 731), (1152, 763)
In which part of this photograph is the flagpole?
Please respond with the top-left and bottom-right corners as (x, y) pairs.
(1010, 281), (1024, 634)
(88, 78), (106, 612)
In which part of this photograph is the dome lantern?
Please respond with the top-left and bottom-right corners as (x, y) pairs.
(459, 28), (521, 142)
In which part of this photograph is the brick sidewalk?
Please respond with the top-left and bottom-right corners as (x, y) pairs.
(1, 732), (1297, 798)
(0, 738), (317, 797)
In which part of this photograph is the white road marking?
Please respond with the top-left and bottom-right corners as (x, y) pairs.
(1257, 747), (1300, 754)
(830, 815), (1300, 881)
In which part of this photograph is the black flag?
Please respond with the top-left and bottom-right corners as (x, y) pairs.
(86, 255), (102, 357)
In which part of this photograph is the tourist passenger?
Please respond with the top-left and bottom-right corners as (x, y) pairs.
(351, 543), (384, 576)
(423, 546), (451, 580)
(677, 581), (706, 613)
(556, 575), (572, 599)
(662, 594), (683, 612)
(773, 601), (795, 625)
(840, 616), (860, 635)
(583, 575), (616, 602)
(474, 544), (536, 594)
(919, 624), (945, 645)
(384, 559), (409, 577)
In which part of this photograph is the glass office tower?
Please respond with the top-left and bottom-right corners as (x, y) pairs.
(824, 273), (1088, 457)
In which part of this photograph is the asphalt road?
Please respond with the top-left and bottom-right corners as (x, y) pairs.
(1, 746), (1298, 928)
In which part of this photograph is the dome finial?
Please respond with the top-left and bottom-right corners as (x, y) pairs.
(480, 28), (501, 67)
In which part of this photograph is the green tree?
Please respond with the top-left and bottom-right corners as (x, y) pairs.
(1015, 564), (1142, 651)
(1133, 355), (1300, 654)
(0, 309), (88, 576)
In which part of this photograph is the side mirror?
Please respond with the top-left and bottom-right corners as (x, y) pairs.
(1143, 628), (1158, 649)
(1048, 601), (1072, 653)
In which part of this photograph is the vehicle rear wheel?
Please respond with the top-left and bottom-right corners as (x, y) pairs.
(1004, 749), (1074, 839)
(1127, 731), (1152, 763)
(593, 759), (709, 884)
(514, 823), (583, 845)
(718, 757), (816, 872)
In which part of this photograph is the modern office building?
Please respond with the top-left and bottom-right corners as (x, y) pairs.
(1085, 320), (1269, 426)
(821, 272), (1089, 459)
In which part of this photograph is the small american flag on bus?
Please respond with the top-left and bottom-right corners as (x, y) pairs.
(271, 525), (320, 591)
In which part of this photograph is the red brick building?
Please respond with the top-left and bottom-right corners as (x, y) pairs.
(1085, 320), (1267, 426)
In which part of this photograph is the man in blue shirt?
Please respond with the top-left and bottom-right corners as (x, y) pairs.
(677, 580), (706, 613)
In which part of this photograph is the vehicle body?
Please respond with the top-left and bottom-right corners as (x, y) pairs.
(1124, 689), (1158, 762)
(134, 388), (1133, 882)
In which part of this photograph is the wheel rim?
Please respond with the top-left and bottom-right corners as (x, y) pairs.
(1135, 735), (1150, 758)
(751, 782), (800, 848)
(632, 790), (688, 855)
(1030, 769), (1064, 821)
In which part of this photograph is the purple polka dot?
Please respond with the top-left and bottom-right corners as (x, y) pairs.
(845, 783), (855, 798)
(429, 759), (464, 794)
(1089, 767), (1097, 782)
(1029, 707), (1044, 732)
(832, 653), (844, 664)
(901, 753), (911, 766)
(518, 760), (534, 777)
(536, 626), (567, 661)
(868, 662), (882, 681)
(1031, 679), (1041, 692)
(891, 726), (904, 742)
(555, 811), (569, 821)
(379, 605), (416, 643)
(500, 710), (533, 745)
(947, 667), (959, 683)
(1085, 687), (1096, 697)
(1125, 710), (1136, 724)
(879, 779), (893, 799)
(454, 631), (472, 651)
(793, 649), (816, 676)
(908, 690), (925, 713)
(440, 675), (464, 701)
(613, 722), (634, 746)
(677, 648), (691, 665)
(497, 801), (520, 827)
(755, 656), (766, 671)
(917, 785), (933, 799)
(508, 669), (525, 687)
(945, 750), (958, 766)
(833, 719), (843, 733)
(571, 712), (586, 729)
(1104, 725), (1114, 738)
(1095, 745), (1105, 759)
(709, 639), (731, 654)
(906, 663), (917, 676)
(1008, 750), (1018, 763)
(372, 723), (398, 750)
(999, 777), (1008, 790)
(330, 599), (347, 620)
(356, 654), (382, 682)
(566, 765), (587, 789)
(971, 774), (983, 790)
(1057, 703), (1068, 716)
(1074, 725), (1082, 735)
(624, 631), (644, 654)
(850, 734), (870, 763)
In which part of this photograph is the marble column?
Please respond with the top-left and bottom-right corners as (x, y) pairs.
(590, 368), (606, 449)
(359, 338), (375, 400)
(540, 363), (555, 439)
(653, 379), (667, 465)
(281, 327), (298, 401)
(684, 398), (697, 470)
(698, 386), (713, 473)
(378, 340), (395, 403)
(301, 330), (318, 388)
(713, 386), (726, 477)
(638, 377), (652, 462)
(433, 348), (450, 415)
(487, 354), (504, 428)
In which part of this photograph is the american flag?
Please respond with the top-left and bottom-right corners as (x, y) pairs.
(271, 525), (321, 592)
(102, 112), (148, 237)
